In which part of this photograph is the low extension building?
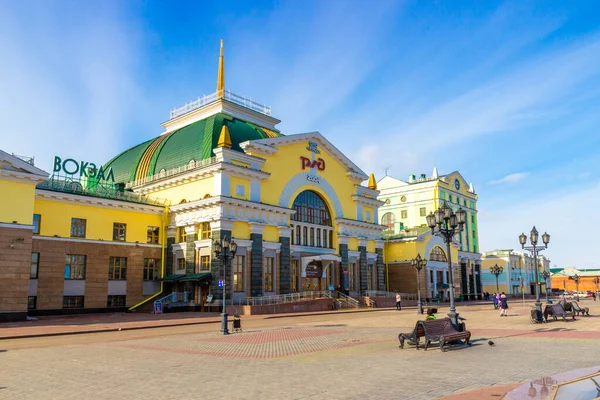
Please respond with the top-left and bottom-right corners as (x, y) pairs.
(377, 170), (482, 301)
(480, 250), (551, 295)
(550, 267), (600, 293)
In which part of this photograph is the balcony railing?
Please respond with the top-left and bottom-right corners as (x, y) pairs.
(169, 89), (272, 120)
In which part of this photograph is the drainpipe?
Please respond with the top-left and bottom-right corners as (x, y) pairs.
(128, 205), (169, 311)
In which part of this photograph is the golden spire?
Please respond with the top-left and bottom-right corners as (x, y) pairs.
(217, 125), (232, 149)
(217, 39), (225, 99)
(368, 173), (377, 190)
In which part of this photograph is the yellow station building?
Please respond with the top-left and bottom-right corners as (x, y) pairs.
(0, 41), (386, 321)
(377, 170), (483, 301)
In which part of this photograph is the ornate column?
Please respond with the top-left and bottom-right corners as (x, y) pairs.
(338, 236), (349, 292)
(375, 240), (385, 291)
(249, 223), (265, 297)
(165, 225), (177, 277)
(184, 225), (197, 301)
(475, 263), (482, 300)
(278, 226), (292, 295)
(209, 220), (233, 300)
(358, 239), (368, 293)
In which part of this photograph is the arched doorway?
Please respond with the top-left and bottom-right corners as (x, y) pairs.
(290, 190), (336, 291)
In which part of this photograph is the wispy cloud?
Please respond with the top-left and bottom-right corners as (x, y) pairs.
(0, 2), (144, 172)
(489, 172), (530, 185)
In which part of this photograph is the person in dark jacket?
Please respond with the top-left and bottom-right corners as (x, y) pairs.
(499, 293), (509, 316)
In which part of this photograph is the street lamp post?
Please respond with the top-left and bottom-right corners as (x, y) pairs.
(490, 264), (504, 294)
(518, 226), (550, 313)
(426, 202), (466, 327)
(539, 270), (550, 304)
(569, 273), (580, 299)
(213, 237), (237, 335)
(411, 254), (427, 314)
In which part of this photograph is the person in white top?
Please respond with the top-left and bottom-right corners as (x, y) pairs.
(396, 293), (402, 311)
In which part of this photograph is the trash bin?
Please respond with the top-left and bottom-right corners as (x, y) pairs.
(233, 315), (242, 333)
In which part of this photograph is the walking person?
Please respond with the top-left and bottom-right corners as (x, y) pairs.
(492, 292), (499, 310)
(395, 292), (402, 311)
(499, 293), (509, 316)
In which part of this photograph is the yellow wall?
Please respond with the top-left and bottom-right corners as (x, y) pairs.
(230, 176), (250, 201)
(367, 241), (376, 253)
(34, 199), (163, 243)
(348, 238), (358, 251)
(385, 236), (458, 264)
(232, 221), (250, 240)
(148, 177), (214, 204)
(263, 225), (278, 242)
(0, 180), (36, 224)
(258, 142), (357, 220)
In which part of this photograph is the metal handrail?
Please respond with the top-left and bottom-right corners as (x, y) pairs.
(169, 89), (271, 120)
(335, 292), (360, 308)
(246, 291), (333, 306)
(126, 157), (218, 188)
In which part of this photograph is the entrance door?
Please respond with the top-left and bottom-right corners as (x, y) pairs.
(302, 277), (322, 291)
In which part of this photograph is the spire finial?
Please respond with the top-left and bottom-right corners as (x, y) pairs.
(217, 39), (225, 99)
(368, 173), (377, 190)
(217, 125), (232, 149)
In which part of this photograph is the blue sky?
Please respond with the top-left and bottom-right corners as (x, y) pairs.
(2, 1), (599, 268)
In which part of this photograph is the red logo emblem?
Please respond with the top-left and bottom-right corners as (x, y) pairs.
(300, 156), (325, 171)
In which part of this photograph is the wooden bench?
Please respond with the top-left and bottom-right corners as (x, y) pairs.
(546, 303), (576, 322)
(570, 301), (589, 316)
(421, 318), (471, 351)
(398, 321), (425, 349)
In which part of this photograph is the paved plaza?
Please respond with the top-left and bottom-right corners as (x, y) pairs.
(1, 301), (600, 400)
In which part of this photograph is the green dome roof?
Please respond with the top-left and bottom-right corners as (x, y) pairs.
(104, 113), (281, 184)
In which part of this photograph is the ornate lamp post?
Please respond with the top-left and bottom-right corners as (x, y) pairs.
(490, 264), (503, 294)
(213, 237), (237, 335)
(411, 253), (427, 314)
(569, 273), (580, 299)
(426, 202), (466, 327)
(539, 270), (550, 303)
(519, 226), (550, 313)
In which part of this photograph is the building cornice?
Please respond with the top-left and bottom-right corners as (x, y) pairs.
(161, 98), (281, 134)
(351, 194), (385, 208)
(33, 235), (163, 248)
(213, 147), (266, 170)
(0, 169), (48, 184)
(35, 189), (165, 215)
(0, 222), (34, 230)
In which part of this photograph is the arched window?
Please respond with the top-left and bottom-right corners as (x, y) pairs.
(291, 190), (332, 226)
(381, 212), (394, 231)
(429, 246), (447, 262)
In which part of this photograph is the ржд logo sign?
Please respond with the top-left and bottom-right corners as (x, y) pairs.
(300, 156), (325, 171)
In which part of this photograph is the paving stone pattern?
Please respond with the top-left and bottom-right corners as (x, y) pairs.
(1, 303), (600, 400)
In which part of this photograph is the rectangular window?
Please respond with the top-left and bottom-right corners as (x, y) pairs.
(401, 210), (407, 219)
(28, 296), (37, 310)
(233, 255), (245, 292)
(30, 252), (40, 279)
(264, 257), (274, 292)
(471, 215), (475, 223)
(64, 254), (86, 280)
(70, 218), (86, 238)
(322, 229), (328, 248)
(399, 222), (404, 230)
(199, 222), (211, 240)
(449, 195), (453, 203)
(316, 229), (321, 247)
(113, 223), (126, 241)
(349, 263), (356, 291)
(291, 224), (294, 245)
(177, 227), (187, 243)
(177, 257), (186, 271)
(310, 228), (315, 247)
(472, 230), (476, 239)
(107, 295), (126, 308)
(143, 258), (160, 281)
(419, 207), (426, 217)
(236, 184), (245, 197)
(200, 255), (210, 271)
(303, 227), (308, 246)
(33, 214), (41, 234)
(147, 226), (160, 244)
(108, 256), (127, 280)
(63, 296), (84, 308)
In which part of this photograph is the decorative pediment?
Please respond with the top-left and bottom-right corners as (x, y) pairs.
(0, 150), (49, 184)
